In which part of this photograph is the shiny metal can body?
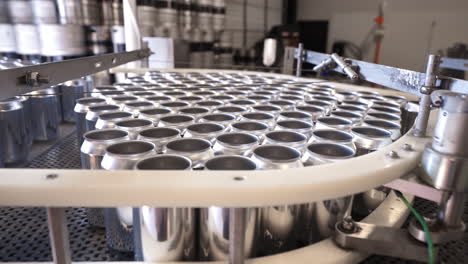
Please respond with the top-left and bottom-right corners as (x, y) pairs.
(85, 104), (121, 132)
(74, 97), (107, 145)
(81, 129), (129, 227)
(249, 145), (303, 254)
(95, 111), (133, 130)
(0, 98), (29, 163)
(29, 88), (60, 141)
(309, 129), (356, 151)
(137, 127), (181, 153)
(184, 123), (226, 144)
(158, 114), (195, 133)
(275, 120), (314, 139)
(164, 138), (214, 168)
(102, 140), (156, 252)
(230, 121), (269, 141)
(138, 107), (173, 126)
(213, 132), (259, 156)
(60, 79), (89, 122)
(133, 155), (196, 261)
(351, 126), (393, 155)
(264, 130), (308, 154)
(115, 119), (154, 139)
(316, 117), (353, 131)
(200, 156), (259, 260)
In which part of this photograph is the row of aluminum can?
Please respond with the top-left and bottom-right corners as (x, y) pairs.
(0, 78), (92, 166)
(74, 71), (409, 261)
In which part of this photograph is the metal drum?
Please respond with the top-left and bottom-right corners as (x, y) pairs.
(60, 79), (90, 123)
(81, 129), (129, 227)
(74, 97), (107, 146)
(133, 155), (196, 261)
(29, 88), (60, 141)
(102, 140), (156, 252)
(0, 98), (29, 164)
(55, 0), (83, 24)
(200, 155), (259, 260)
(38, 24), (87, 57)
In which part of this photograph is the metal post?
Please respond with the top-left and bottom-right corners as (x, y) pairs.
(229, 208), (246, 264)
(47, 207), (72, 264)
(296, 43), (303, 77)
(438, 192), (466, 228)
(413, 54), (440, 137)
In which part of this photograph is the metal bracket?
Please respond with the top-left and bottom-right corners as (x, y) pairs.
(334, 220), (437, 262)
(296, 49), (468, 96)
(383, 175), (444, 203)
(0, 48), (152, 99)
(440, 57), (468, 71)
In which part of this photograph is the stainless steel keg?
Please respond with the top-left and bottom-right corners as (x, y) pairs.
(133, 155), (195, 261)
(74, 97), (107, 145)
(164, 138), (214, 168)
(137, 127), (181, 153)
(200, 155), (259, 260)
(102, 140), (156, 252)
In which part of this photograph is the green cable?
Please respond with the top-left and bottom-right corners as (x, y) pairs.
(396, 191), (435, 264)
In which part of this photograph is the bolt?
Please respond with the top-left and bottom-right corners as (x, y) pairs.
(420, 86), (431, 94)
(45, 174), (58, 180)
(386, 151), (399, 159)
(401, 144), (412, 151)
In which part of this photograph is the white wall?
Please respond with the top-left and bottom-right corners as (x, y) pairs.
(226, 0), (283, 49)
(297, 0), (468, 72)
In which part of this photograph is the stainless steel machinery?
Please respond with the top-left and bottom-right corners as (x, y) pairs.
(0, 46), (467, 264)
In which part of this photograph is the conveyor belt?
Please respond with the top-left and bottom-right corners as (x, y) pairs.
(0, 133), (466, 263)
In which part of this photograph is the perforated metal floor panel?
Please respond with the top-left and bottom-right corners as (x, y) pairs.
(0, 133), (466, 263)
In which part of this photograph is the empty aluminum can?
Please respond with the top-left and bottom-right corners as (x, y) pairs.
(230, 121), (269, 140)
(363, 119), (402, 141)
(137, 127), (181, 153)
(179, 107), (210, 121)
(29, 88), (61, 141)
(301, 143), (356, 241)
(241, 112), (276, 127)
(158, 114), (195, 132)
(123, 101), (155, 117)
(214, 106), (248, 118)
(368, 105), (402, 116)
(81, 129), (129, 227)
(303, 100), (333, 115)
(264, 130), (308, 154)
(108, 95), (139, 108)
(336, 104), (367, 114)
(95, 111), (133, 129)
(200, 156), (259, 260)
(251, 104), (282, 117)
(85, 104), (121, 132)
(310, 129), (356, 151)
(133, 155), (195, 261)
(164, 138), (214, 168)
(115, 119), (154, 139)
(364, 112), (401, 125)
(330, 111), (363, 125)
(60, 79), (90, 122)
(199, 113), (236, 126)
(138, 107), (173, 126)
(213, 132), (259, 156)
(294, 105), (325, 122)
(278, 111), (313, 123)
(250, 145), (303, 254)
(102, 140), (156, 252)
(351, 126), (393, 156)
(268, 100), (295, 111)
(275, 120), (314, 139)
(194, 100), (223, 110)
(184, 123), (226, 143)
(0, 98), (29, 163)
(316, 117), (353, 131)
(160, 101), (190, 111)
(74, 97), (107, 145)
